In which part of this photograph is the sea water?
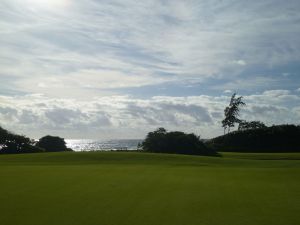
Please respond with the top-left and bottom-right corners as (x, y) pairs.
(66, 139), (142, 151)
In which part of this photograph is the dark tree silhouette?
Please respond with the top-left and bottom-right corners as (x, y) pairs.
(208, 124), (300, 153)
(222, 93), (245, 134)
(0, 126), (10, 144)
(238, 120), (267, 131)
(141, 128), (217, 156)
(36, 135), (72, 152)
(0, 126), (44, 154)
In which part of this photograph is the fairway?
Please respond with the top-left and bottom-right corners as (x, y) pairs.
(0, 152), (299, 225)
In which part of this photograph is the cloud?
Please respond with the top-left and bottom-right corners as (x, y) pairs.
(45, 108), (87, 126)
(0, 94), (221, 138)
(19, 109), (40, 124)
(125, 102), (213, 126)
(0, 106), (18, 122)
(232, 60), (247, 66)
(224, 90), (232, 94)
(262, 90), (291, 96)
(1, 0), (300, 99)
(212, 76), (279, 92)
(0, 90), (299, 139)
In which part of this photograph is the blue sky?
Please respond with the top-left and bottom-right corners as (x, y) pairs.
(0, 0), (300, 139)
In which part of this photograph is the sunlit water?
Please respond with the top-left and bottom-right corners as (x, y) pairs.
(65, 139), (142, 152)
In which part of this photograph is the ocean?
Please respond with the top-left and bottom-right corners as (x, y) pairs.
(65, 139), (143, 151)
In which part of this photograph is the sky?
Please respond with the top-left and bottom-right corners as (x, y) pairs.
(0, 0), (300, 139)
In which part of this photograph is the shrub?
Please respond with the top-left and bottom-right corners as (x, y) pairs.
(208, 124), (300, 152)
(36, 135), (72, 152)
(141, 128), (217, 156)
(238, 120), (267, 131)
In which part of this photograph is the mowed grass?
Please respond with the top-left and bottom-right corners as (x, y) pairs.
(0, 152), (299, 225)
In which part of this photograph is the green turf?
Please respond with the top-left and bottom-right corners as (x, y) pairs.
(0, 151), (299, 225)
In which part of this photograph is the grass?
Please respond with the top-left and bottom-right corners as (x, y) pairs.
(0, 151), (299, 225)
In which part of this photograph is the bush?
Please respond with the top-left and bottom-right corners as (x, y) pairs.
(0, 126), (43, 154)
(36, 135), (72, 152)
(208, 124), (300, 152)
(141, 128), (217, 156)
(238, 120), (267, 131)
(19, 144), (45, 154)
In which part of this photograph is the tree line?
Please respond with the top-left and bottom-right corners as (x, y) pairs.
(207, 124), (300, 152)
(0, 126), (71, 154)
(140, 92), (299, 154)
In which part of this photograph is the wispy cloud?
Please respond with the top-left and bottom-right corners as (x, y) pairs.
(1, 0), (300, 96)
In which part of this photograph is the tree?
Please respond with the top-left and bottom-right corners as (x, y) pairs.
(222, 93), (246, 134)
(238, 120), (267, 131)
(0, 126), (44, 154)
(36, 135), (72, 152)
(141, 128), (217, 156)
(141, 127), (167, 152)
(207, 124), (300, 153)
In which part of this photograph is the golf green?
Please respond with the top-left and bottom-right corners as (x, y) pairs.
(0, 151), (299, 225)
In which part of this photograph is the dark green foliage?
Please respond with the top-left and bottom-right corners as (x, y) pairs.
(21, 144), (45, 154)
(208, 124), (300, 152)
(238, 120), (267, 130)
(222, 93), (246, 134)
(141, 128), (216, 156)
(36, 135), (72, 152)
(0, 126), (44, 154)
(1, 126), (72, 154)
